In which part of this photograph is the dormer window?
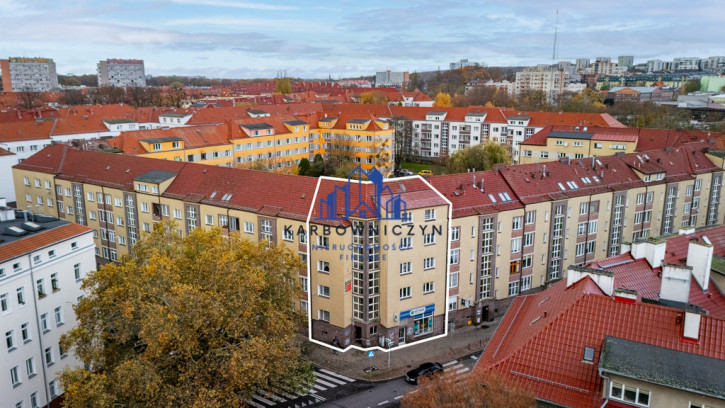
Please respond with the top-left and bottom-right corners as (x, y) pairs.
(583, 347), (595, 362)
(153, 143), (161, 151)
(172, 141), (180, 149)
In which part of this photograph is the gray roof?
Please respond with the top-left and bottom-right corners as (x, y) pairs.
(0, 213), (70, 247)
(104, 119), (136, 124)
(599, 336), (725, 398)
(319, 117), (337, 122)
(248, 109), (268, 115)
(347, 118), (369, 124)
(508, 115), (531, 121)
(159, 113), (190, 118)
(141, 137), (183, 144)
(283, 120), (308, 126)
(548, 131), (595, 140)
(465, 112), (486, 117)
(426, 111), (447, 115)
(133, 170), (178, 184)
(241, 123), (275, 130)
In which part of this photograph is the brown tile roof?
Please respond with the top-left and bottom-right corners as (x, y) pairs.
(109, 124), (232, 154)
(0, 222), (92, 262)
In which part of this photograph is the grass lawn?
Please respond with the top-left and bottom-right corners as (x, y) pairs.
(399, 161), (446, 175)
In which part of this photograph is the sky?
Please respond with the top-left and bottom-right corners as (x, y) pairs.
(1, 0), (724, 79)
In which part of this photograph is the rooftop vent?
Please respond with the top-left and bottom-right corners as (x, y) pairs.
(4, 226), (28, 237)
(21, 222), (42, 232)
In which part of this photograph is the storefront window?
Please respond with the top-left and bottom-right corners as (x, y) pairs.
(413, 314), (433, 336)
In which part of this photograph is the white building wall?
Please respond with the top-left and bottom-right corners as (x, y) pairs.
(0, 228), (96, 408)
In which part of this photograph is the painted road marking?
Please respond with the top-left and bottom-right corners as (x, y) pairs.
(442, 360), (458, 367)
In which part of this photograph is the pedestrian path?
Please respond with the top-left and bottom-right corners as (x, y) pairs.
(245, 368), (356, 408)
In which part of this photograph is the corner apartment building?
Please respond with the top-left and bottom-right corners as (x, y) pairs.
(97, 59), (146, 87)
(0, 57), (58, 92)
(12, 141), (725, 349)
(0, 201), (95, 408)
(514, 69), (568, 103)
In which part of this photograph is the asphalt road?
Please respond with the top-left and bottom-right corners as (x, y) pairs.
(318, 351), (482, 408)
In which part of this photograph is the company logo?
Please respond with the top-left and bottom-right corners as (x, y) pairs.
(317, 166), (408, 221)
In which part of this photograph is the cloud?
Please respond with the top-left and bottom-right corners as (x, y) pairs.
(168, 0), (297, 11)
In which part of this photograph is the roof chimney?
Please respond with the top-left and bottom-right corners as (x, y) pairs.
(566, 265), (614, 296)
(660, 263), (692, 304)
(630, 237), (666, 268)
(613, 288), (637, 303)
(683, 305), (702, 342)
(687, 236), (713, 291)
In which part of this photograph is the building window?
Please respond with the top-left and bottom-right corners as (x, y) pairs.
(54, 306), (64, 326)
(610, 382), (650, 407)
(243, 221), (254, 233)
(20, 323), (30, 342)
(49, 380), (59, 398)
(424, 232), (436, 245)
(451, 226), (460, 241)
(317, 285), (330, 298)
(16, 287), (25, 306)
(400, 262), (412, 275)
(299, 277), (308, 293)
(450, 248), (460, 265)
(424, 209), (436, 221)
(36, 279), (45, 298)
(173, 209), (182, 219)
(317, 260), (330, 273)
(423, 281), (435, 294)
(400, 286), (412, 299)
(40, 313), (49, 333)
(512, 216), (522, 230)
(10, 365), (21, 387)
(283, 228), (294, 242)
(6, 330), (15, 351)
(583, 346), (595, 362)
(511, 237), (522, 253)
(423, 257), (435, 270)
(508, 281), (520, 296)
(44, 346), (54, 366)
(261, 219), (273, 241)
(400, 236), (412, 249)
(317, 309), (330, 322)
(51, 273), (59, 292)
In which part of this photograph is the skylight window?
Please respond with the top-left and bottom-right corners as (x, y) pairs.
(583, 347), (595, 362)
(581, 177), (591, 184)
(488, 194), (497, 203)
(592, 176), (600, 183)
(221, 193), (233, 201)
(502, 192), (512, 201)
(596, 160), (603, 166)
(566, 181), (579, 189)
(210, 191), (217, 199)
(557, 182), (566, 191)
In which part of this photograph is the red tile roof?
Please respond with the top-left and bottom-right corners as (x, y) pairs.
(0, 146), (15, 156)
(109, 124), (232, 154)
(477, 276), (725, 408)
(500, 109), (626, 128)
(428, 170), (523, 217)
(0, 120), (54, 142)
(0, 222), (92, 262)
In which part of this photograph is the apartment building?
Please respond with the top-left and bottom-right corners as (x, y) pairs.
(12, 141), (725, 350)
(518, 125), (719, 164)
(0, 201), (95, 408)
(515, 69), (567, 102)
(108, 113), (394, 173)
(0, 58), (58, 92)
(97, 59), (146, 87)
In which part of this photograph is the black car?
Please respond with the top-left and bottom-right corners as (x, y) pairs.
(405, 362), (443, 384)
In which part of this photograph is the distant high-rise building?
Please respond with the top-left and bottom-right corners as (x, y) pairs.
(617, 56), (634, 69)
(449, 59), (481, 70)
(0, 57), (58, 92)
(595, 56), (611, 63)
(575, 58), (590, 73)
(646, 59), (670, 72)
(375, 70), (409, 88)
(672, 57), (702, 71)
(97, 59), (146, 87)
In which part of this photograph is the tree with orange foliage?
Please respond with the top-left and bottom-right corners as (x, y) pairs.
(401, 369), (535, 408)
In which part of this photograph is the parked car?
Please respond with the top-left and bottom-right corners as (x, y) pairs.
(394, 169), (415, 177)
(418, 169), (433, 177)
(405, 362), (443, 384)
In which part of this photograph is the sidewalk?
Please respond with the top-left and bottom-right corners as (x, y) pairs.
(301, 319), (501, 382)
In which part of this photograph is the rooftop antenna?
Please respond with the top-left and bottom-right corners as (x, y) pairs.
(552, 9), (559, 62)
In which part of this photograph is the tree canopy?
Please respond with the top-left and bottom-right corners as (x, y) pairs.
(359, 90), (389, 104)
(60, 222), (312, 408)
(401, 369), (535, 408)
(434, 92), (453, 107)
(446, 142), (510, 174)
